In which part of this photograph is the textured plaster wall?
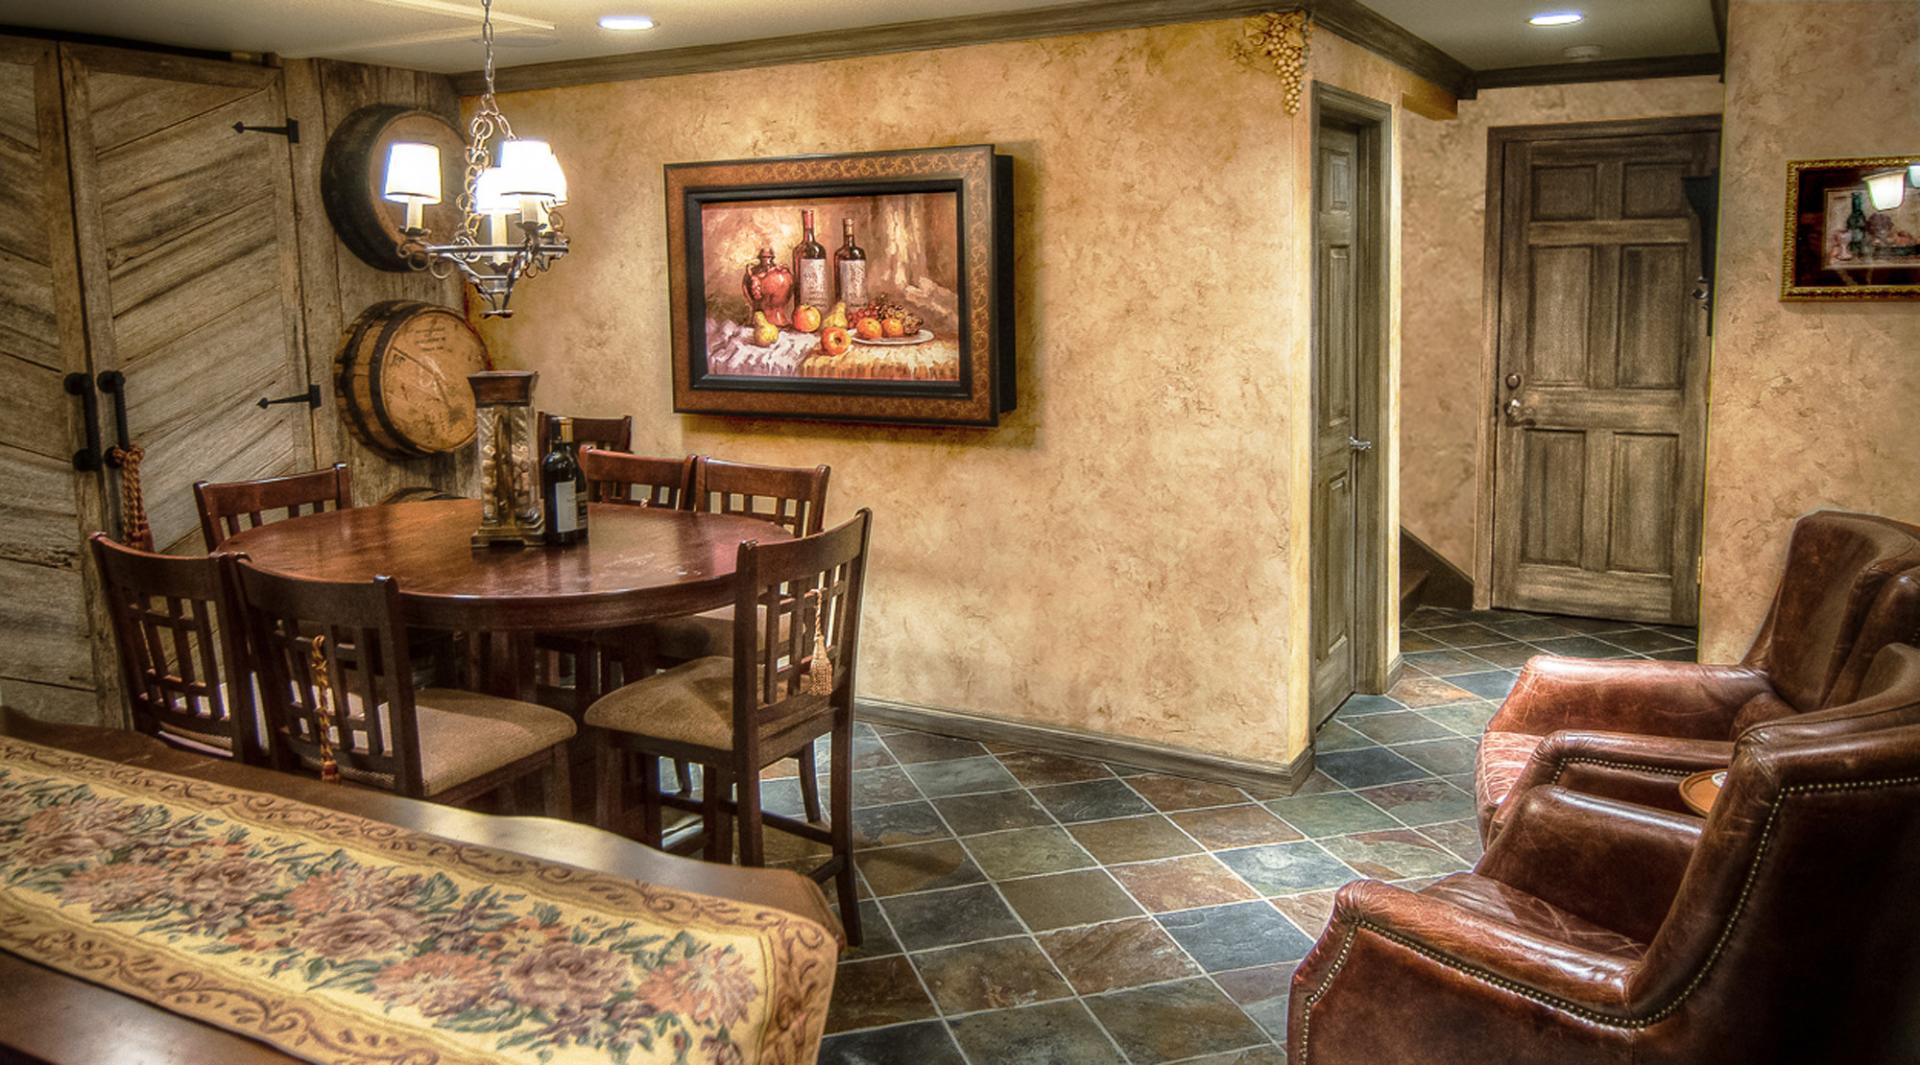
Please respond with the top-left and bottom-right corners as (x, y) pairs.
(1399, 76), (1725, 576)
(1700, 0), (1920, 659)
(471, 22), (1443, 767)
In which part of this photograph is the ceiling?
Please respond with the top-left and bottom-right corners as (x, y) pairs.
(1372, 0), (1719, 69)
(0, 0), (1721, 76)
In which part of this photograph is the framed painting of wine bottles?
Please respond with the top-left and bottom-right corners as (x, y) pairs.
(665, 144), (1017, 425)
(1780, 156), (1920, 300)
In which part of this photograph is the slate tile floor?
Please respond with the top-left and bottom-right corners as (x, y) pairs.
(796, 607), (1697, 1064)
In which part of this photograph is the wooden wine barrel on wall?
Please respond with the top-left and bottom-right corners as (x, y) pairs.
(321, 104), (465, 272)
(334, 301), (491, 460)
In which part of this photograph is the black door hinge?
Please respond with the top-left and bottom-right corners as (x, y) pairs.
(233, 119), (299, 143)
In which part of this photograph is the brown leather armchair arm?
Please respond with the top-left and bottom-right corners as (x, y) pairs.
(1493, 656), (1773, 740)
(1479, 786), (1702, 944)
(1487, 731), (1732, 838)
(1289, 878), (1637, 1064)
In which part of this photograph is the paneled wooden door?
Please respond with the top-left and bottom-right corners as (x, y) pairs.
(1310, 88), (1392, 730)
(1488, 119), (1718, 624)
(0, 37), (108, 725)
(60, 44), (314, 555)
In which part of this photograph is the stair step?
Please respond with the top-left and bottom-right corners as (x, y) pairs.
(1401, 566), (1430, 621)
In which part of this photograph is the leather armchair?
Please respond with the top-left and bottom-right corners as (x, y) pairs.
(1290, 711), (1920, 1065)
(1475, 511), (1920, 836)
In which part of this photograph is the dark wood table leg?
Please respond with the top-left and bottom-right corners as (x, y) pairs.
(475, 630), (537, 701)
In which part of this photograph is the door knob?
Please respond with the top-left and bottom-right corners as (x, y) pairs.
(1504, 397), (1537, 427)
(1348, 436), (1374, 452)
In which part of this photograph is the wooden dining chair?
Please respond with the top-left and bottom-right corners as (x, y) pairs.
(231, 559), (576, 812)
(691, 457), (832, 539)
(194, 463), (353, 551)
(197, 463), (466, 684)
(580, 447), (696, 509)
(623, 457), (833, 818)
(89, 532), (262, 763)
(536, 412), (632, 455)
(533, 447), (697, 718)
(587, 509), (872, 942)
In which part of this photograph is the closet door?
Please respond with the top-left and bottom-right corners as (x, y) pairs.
(0, 37), (111, 725)
(60, 44), (314, 554)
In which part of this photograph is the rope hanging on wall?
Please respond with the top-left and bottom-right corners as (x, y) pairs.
(107, 444), (153, 551)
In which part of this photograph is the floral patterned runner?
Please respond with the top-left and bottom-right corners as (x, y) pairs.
(0, 737), (836, 1064)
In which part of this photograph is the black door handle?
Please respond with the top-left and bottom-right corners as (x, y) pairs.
(96, 371), (133, 466)
(64, 372), (102, 471)
(259, 384), (321, 410)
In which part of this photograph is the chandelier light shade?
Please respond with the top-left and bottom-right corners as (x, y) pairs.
(1864, 168), (1907, 211)
(1909, 162), (1920, 188)
(380, 0), (570, 318)
(381, 142), (442, 230)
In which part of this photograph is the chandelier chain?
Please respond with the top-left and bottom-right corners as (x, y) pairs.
(393, 0), (567, 317)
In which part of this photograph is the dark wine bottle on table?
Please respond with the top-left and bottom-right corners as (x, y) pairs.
(541, 416), (588, 545)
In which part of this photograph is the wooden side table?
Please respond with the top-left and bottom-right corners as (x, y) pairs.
(1679, 768), (1728, 815)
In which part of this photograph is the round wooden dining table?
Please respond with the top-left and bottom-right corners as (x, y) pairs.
(223, 498), (790, 697)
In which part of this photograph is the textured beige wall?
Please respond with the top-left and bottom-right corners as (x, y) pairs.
(471, 22), (1442, 766)
(1399, 77), (1725, 575)
(1700, 1), (1920, 659)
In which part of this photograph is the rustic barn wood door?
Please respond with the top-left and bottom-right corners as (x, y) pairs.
(60, 44), (314, 555)
(1488, 119), (1718, 624)
(0, 37), (111, 725)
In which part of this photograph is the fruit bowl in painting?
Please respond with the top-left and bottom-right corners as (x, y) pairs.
(852, 329), (935, 346)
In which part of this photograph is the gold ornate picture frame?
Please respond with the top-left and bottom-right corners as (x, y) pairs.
(665, 145), (1016, 426)
(1781, 155), (1920, 301)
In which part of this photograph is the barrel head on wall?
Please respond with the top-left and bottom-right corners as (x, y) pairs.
(334, 301), (493, 459)
(322, 105), (465, 271)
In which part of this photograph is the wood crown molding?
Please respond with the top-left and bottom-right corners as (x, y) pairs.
(452, 0), (1475, 101)
(1471, 52), (1722, 92)
(856, 697), (1318, 796)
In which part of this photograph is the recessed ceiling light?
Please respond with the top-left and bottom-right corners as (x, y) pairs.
(1529, 11), (1585, 26)
(598, 14), (656, 30)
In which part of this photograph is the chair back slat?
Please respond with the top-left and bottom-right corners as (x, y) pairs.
(537, 412), (633, 454)
(731, 510), (872, 739)
(231, 559), (425, 796)
(195, 464), (353, 550)
(579, 448), (695, 508)
(693, 458), (830, 537)
(88, 533), (258, 761)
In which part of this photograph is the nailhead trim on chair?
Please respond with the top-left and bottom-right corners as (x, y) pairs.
(1548, 757), (1694, 786)
(1295, 773), (1920, 1063)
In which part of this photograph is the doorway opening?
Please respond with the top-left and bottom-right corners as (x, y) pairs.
(1308, 84), (1393, 732)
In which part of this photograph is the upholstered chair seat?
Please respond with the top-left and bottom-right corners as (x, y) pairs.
(1474, 511), (1920, 836)
(342, 689), (576, 796)
(586, 656), (754, 750)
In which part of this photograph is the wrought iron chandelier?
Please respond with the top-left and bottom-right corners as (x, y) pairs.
(381, 0), (569, 318)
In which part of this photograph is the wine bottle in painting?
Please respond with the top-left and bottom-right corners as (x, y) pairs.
(792, 208), (830, 315)
(541, 416), (588, 546)
(835, 217), (867, 308)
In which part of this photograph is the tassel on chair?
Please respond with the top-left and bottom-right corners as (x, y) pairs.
(309, 634), (340, 783)
(804, 589), (834, 696)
